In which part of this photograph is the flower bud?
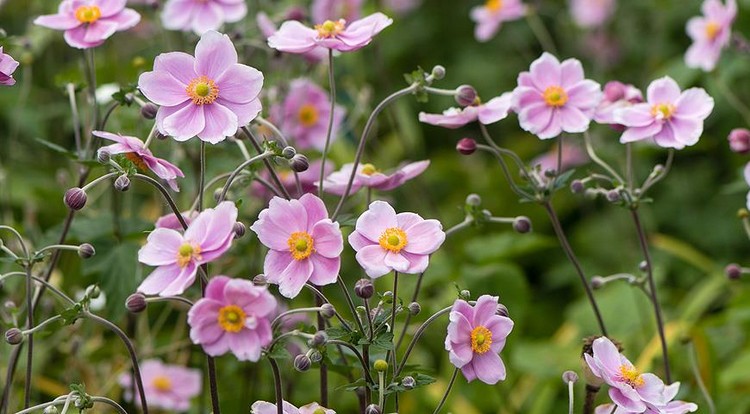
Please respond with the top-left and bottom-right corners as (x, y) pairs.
(125, 293), (147, 313)
(408, 302), (421, 316)
(465, 193), (481, 207)
(311, 331), (328, 346)
(728, 128), (750, 154)
(96, 149), (111, 164)
(354, 278), (374, 299)
(43, 406), (59, 414)
(606, 190), (620, 203)
(84, 284), (100, 299)
(233, 222), (246, 239)
(381, 291), (393, 304)
(603, 81), (627, 102)
(294, 354), (311, 372)
(156, 131), (168, 140)
(570, 179), (585, 194)
(140, 103), (158, 120)
(513, 216), (532, 234)
(114, 174), (131, 192)
(638, 261), (649, 272)
(373, 359), (388, 372)
(308, 349), (323, 363)
(253, 274), (268, 286)
(320, 303), (335, 319)
(496, 303), (509, 318)
(725, 263), (742, 280)
(290, 154), (309, 172)
(78, 243), (96, 259)
(282, 146), (297, 159)
(365, 404), (382, 414)
(454, 85), (477, 107)
(431, 65), (446, 80)
(562, 370), (579, 384)
(590, 276), (605, 289)
(459, 289), (471, 300)
(456, 138), (477, 155)
(5, 328), (23, 345)
(64, 187), (87, 210)
(402, 375), (416, 389)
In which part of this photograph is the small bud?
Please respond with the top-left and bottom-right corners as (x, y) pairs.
(78, 243), (95, 259)
(454, 85), (477, 107)
(408, 302), (421, 316)
(456, 138), (477, 155)
(354, 279), (374, 299)
(725, 263), (742, 280)
(285, 6), (306, 21)
(431, 65), (446, 80)
(402, 375), (416, 389)
(465, 193), (481, 207)
(365, 404), (382, 414)
(308, 349), (323, 363)
(373, 359), (388, 372)
(590, 276), (606, 289)
(562, 370), (579, 384)
(290, 154), (309, 172)
(140, 103), (158, 120)
(320, 303), (336, 319)
(570, 179), (585, 194)
(84, 284), (100, 299)
(282, 146), (297, 159)
(125, 293), (147, 313)
(603, 81), (627, 102)
(253, 274), (268, 286)
(496, 303), (509, 318)
(381, 291), (393, 304)
(294, 354), (311, 372)
(43, 406), (59, 414)
(606, 190), (620, 203)
(64, 187), (87, 210)
(5, 328), (24, 345)
(728, 128), (750, 154)
(513, 216), (532, 234)
(459, 289), (471, 300)
(114, 174), (131, 192)
(311, 331), (328, 346)
(638, 261), (649, 272)
(233, 222), (246, 239)
(96, 149), (111, 164)
(652, 164), (664, 175)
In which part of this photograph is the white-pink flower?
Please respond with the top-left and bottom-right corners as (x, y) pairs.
(470, 0), (526, 42)
(119, 359), (201, 411)
(594, 81), (643, 127)
(685, 0), (737, 71)
(161, 0), (247, 35)
(251, 401), (336, 414)
(419, 93), (512, 129)
(570, 0), (616, 28)
(321, 160), (430, 195)
(0, 47), (19, 86)
(312, 0), (363, 24)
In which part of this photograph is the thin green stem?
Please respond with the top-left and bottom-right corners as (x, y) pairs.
(217, 151), (274, 203)
(23, 265), (32, 409)
(583, 131), (625, 185)
(241, 126), (292, 200)
(395, 306), (452, 377)
(525, 8), (558, 54)
(687, 340), (715, 414)
(319, 49), (336, 196)
(432, 368), (459, 414)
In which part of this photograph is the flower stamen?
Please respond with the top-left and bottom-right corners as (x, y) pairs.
(486, 0), (503, 12)
(74, 5), (101, 24)
(543, 86), (568, 107)
(151, 375), (172, 392)
(176, 242), (202, 268)
(217, 305), (247, 333)
(298, 104), (319, 127)
(288, 231), (315, 260)
(315, 19), (346, 38)
(360, 163), (378, 176)
(124, 153), (149, 172)
(619, 365), (645, 388)
(186, 76), (219, 105)
(378, 227), (407, 253)
(470, 326), (493, 354)
(705, 21), (720, 40)
(651, 103), (675, 120)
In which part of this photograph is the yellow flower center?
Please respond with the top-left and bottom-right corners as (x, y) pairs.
(313, 409), (327, 414)
(176, 242), (202, 268)
(486, 0), (503, 12)
(217, 305), (247, 333)
(619, 365), (645, 388)
(151, 375), (172, 392)
(124, 152), (148, 172)
(543, 86), (568, 107)
(298, 104), (319, 127)
(360, 163), (378, 176)
(186, 76), (219, 105)
(705, 21), (720, 40)
(288, 231), (315, 260)
(74, 5), (101, 24)
(378, 227), (408, 253)
(470, 326), (493, 354)
(315, 19), (346, 38)
(651, 103), (675, 120)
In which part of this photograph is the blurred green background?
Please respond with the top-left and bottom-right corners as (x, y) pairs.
(2, 0), (750, 412)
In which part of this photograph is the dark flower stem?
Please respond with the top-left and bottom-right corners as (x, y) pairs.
(319, 49), (336, 196)
(268, 358), (284, 414)
(316, 294), (328, 407)
(583, 385), (599, 414)
(241, 126), (291, 200)
(395, 306), (452, 377)
(23, 264), (32, 409)
(432, 368), (459, 414)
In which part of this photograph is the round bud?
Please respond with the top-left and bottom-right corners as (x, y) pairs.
(496, 303), (509, 318)
(570, 179), (585, 194)
(402, 375), (416, 390)
(513, 216), (532, 234)
(311, 331), (328, 346)
(140, 103), (158, 120)
(77, 243), (96, 259)
(365, 404), (382, 414)
(308, 349), (323, 363)
(638, 261), (649, 272)
(5, 328), (24, 345)
(43, 406), (59, 414)
(454, 85), (477, 107)
(233, 222), (246, 239)
(96, 149), (111, 164)
(64, 187), (87, 210)
(125, 293), (147, 313)
(114, 174), (131, 192)
(316, 304), (334, 319)
(408, 302), (421, 316)
(606, 190), (620, 203)
(590, 276), (605, 289)
(290, 154), (309, 172)
(603, 81), (627, 102)
(294, 354), (311, 372)
(459, 289), (471, 300)
(354, 278), (374, 299)
(456, 138), (477, 155)
(465, 193), (482, 207)
(728, 128), (750, 154)
(381, 291), (393, 304)
(282, 146), (297, 159)
(84, 284), (100, 299)
(253, 274), (268, 286)
(373, 359), (388, 372)
(431, 65), (446, 80)
(725, 263), (742, 280)
(562, 370), (579, 384)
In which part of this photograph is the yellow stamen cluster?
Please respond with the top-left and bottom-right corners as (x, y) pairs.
(124, 152), (148, 172)
(315, 19), (346, 38)
(288, 231), (315, 260)
(705, 21), (721, 40)
(298, 104), (319, 127)
(186, 76), (219, 105)
(543, 86), (568, 107)
(152, 375), (172, 392)
(360, 163), (378, 176)
(651, 103), (675, 120)
(74, 5), (101, 24)
(486, 0), (503, 12)
(470, 326), (493, 354)
(378, 227), (407, 253)
(176, 243), (202, 268)
(217, 305), (247, 333)
(619, 365), (645, 388)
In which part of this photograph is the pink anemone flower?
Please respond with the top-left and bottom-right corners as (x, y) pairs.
(251, 401), (336, 414)
(614, 76), (714, 149)
(594, 81), (644, 129)
(512, 52), (602, 139)
(685, 0), (737, 72)
(256, 12), (328, 62)
(138, 30), (263, 144)
(137, 201), (237, 296)
(570, 0), (616, 28)
(188, 276), (276, 361)
(94, 131), (185, 191)
(270, 78), (346, 151)
(250, 194), (343, 298)
(0, 47), (19, 86)
(118, 359), (201, 411)
(268, 12), (393, 54)
(348, 201), (445, 278)
(34, 0), (141, 49)
(470, 0), (526, 42)
(445, 295), (514, 384)
(312, 0), (363, 24)
(161, 0), (247, 35)
(321, 160), (430, 195)
(419, 93), (512, 129)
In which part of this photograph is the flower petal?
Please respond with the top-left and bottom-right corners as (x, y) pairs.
(195, 30), (238, 79)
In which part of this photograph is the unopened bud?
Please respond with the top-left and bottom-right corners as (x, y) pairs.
(381, 291), (393, 304)
(513, 216), (532, 234)
(233, 222), (246, 238)
(570, 179), (585, 194)
(313, 409), (326, 414)
(652, 164), (664, 174)
(725, 263), (742, 280)
(78, 243), (95, 259)
(402, 375), (416, 389)
(96, 149), (111, 164)
(606, 190), (620, 203)
(562, 370), (579, 384)
(496, 303), (509, 318)
(311, 331), (328, 346)
(456, 138), (477, 155)
(84, 284), (100, 299)
(140, 103), (158, 120)
(282, 146), (296, 159)
(114, 174), (131, 192)
(64, 187), (87, 210)
(365, 404), (382, 414)
(455, 85), (477, 107)
(590, 276), (605, 289)
(320, 303), (335, 319)
(290, 154), (309, 172)
(43, 406), (59, 414)
(294, 354), (311, 372)
(373, 359), (388, 372)
(355, 279), (374, 299)
(125, 293), (147, 313)
(253, 274), (267, 286)
(308, 349), (323, 363)
(465, 193), (481, 207)
(603, 81), (627, 102)
(5, 328), (23, 345)
(728, 128), (750, 154)
(408, 302), (421, 315)
(459, 289), (471, 300)
(431, 65), (446, 80)
(638, 261), (649, 272)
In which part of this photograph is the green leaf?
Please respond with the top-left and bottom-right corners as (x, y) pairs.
(60, 303), (83, 325)
(34, 137), (76, 159)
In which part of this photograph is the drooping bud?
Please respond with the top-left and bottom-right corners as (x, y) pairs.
(465, 193), (481, 207)
(253, 274), (268, 286)
(84, 284), (100, 299)
(402, 375), (416, 389)
(496, 303), (509, 318)
(354, 279), (374, 299)
(431, 65), (446, 80)
(381, 291), (393, 304)
(365, 404), (382, 414)
(125, 293), (147, 313)
(570, 179), (585, 194)
(590, 276), (605, 289)
(282, 146), (296, 159)
(78, 243), (96, 259)
(562, 370), (579, 384)
(5, 328), (24, 345)
(459, 289), (471, 300)
(233, 222), (246, 239)
(725, 263), (742, 280)
(290, 154), (309, 172)
(43, 405), (59, 414)
(513, 216), (532, 234)
(373, 359), (388, 372)
(294, 354), (311, 372)
(606, 190), (620, 203)
(114, 174), (131, 192)
(311, 331), (328, 346)
(96, 149), (111, 164)
(455, 85), (477, 107)
(320, 303), (335, 319)
(408, 302), (421, 316)
(140, 103), (158, 120)
(728, 128), (750, 154)
(64, 187), (87, 210)
(308, 349), (323, 363)
(456, 138), (477, 155)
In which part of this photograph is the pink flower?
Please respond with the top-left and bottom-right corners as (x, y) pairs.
(729, 128), (750, 154)
(138, 30), (263, 144)
(118, 359), (201, 411)
(614, 76), (714, 149)
(137, 201), (237, 296)
(270, 79), (346, 151)
(470, 0), (526, 42)
(512, 52), (602, 139)
(250, 194), (343, 298)
(321, 160), (430, 195)
(161, 0), (247, 35)
(93, 131), (185, 191)
(188, 276), (276, 361)
(595, 401), (698, 414)
(256, 12), (328, 62)
(594, 81), (643, 128)
(34, 0), (141, 49)
(685, 0), (737, 71)
(348, 201), (445, 278)
(251, 401), (336, 414)
(0, 47), (19, 86)
(155, 211), (199, 230)
(419, 93), (512, 129)
(444, 295), (514, 385)
(268, 12), (393, 54)
(312, 0), (363, 24)
(570, 0), (616, 28)
(251, 160), (334, 200)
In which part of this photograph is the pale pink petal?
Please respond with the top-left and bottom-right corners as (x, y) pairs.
(195, 30), (237, 79)
(159, 262), (198, 296)
(384, 251), (410, 272)
(95, 0), (126, 17)
(461, 362), (478, 382)
(566, 80), (603, 112)
(615, 104), (654, 127)
(138, 71), (190, 106)
(153, 52), (197, 84)
(277, 258), (314, 298)
(355, 201), (397, 242)
(471, 351), (506, 384)
(138, 228), (183, 266)
(311, 221), (343, 258)
(647, 77), (681, 104)
(559, 106), (591, 133)
(215, 64), (263, 104)
(619, 121), (662, 144)
(197, 103), (239, 144)
(477, 93), (512, 124)
(162, 104), (205, 140)
(83, 20), (119, 43)
(268, 21), (318, 53)
(64, 26), (103, 49)
(560, 58), (584, 88)
(348, 231), (373, 251)
(403, 220), (444, 255)
(228, 329), (262, 361)
(675, 88), (714, 119)
(308, 254), (340, 285)
(298, 193), (329, 230)
(263, 250), (295, 284)
(529, 52), (561, 90)
(105, 8), (141, 30)
(355, 245), (390, 278)
(138, 263), (182, 295)
(418, 108), (477, 129)
(518, 102), (553, 137)
(191, 3), (224, 35)
(34, 14), (80, 30)
(265, 197), (308, 233)
(205, 276), (231, 301)
(401, 251), (430, 274)
(218, 98), (262, 126)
